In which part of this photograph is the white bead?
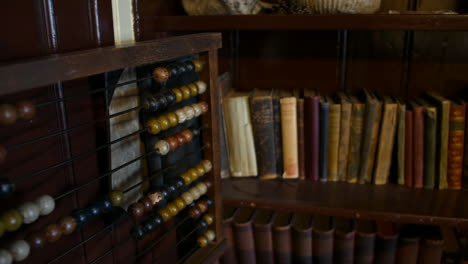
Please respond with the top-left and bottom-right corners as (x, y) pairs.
(181, 192), (194, 205)
(18, 202), (40, 224)
(8, 240), (30, 262)
(204, 230), (216, 242)
(189, 187), (201, 200)
(183, 106), (195, 120)
(195, 182), (207, 195)
(195, 81), (207, 94)
(35, 195), (55, 216)
(175, 109), (186, 124)
(202, 160), (212, 173)
(192, 104), (202, 117)
(0, 249), (12, 264)
(154, 140), (170, 155)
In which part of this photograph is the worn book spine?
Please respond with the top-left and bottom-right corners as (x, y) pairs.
(355, 230), (376, 264)
(305, 96), (320, 181)
(338, 100), (352, 181)
(222, 209), (239, 264)
(347, 104), (365, 183)
(334, 220), (356, 264)
(319, 100), (330, 182)
(273, 98), (284, 176)
(397, 104), (406, 185)
(312, 224), (334, 264)
(233, 212), (256, 263)
(297, 99), (306, 179)
(292, 218), (313, 264)
(250, 96), (280, 179)
(253, 215), (275, 264)
(328, 103), (341, 182)
(273, 216), (293, 264)
(405, 111), (414, 187)
(424, 108), (437, 189)
(413, 107), (425, 188)
(359, 101), (382, 184)
(396, 235), (420, 264)
(418, 237), (444, 264)
(375, 223), (398, 264)
(374, 103), (398, 185)
(447, 104), (466, 190)
(438, 101), (451, 190)
(465, 106), (468, 190)
(281, 97), (299, 179)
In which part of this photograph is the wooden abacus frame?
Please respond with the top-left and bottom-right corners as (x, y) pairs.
(0, 33), (225, 263)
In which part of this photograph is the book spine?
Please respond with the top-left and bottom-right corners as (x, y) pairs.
(250, 97), (279, 179)
(447, 104), (466, 190)
(424, 108), (437, 189)
(465, 106), (468, 190)
(355, 233), (376, 264)
(253, 224), (275, 264)
(338, 102), (352, 181)
(328, 104), (341, 182)
(334, 230), (356, 263)
(292, 227), (313, 264)
(375, 233), (398, 264)
(222, 217), (238, 264)
(413, 107), (425, 188)
(304, 97), (320, 181)
(397, 105), (406, 186)
(312, 229), (334, 264)
(347, 104), (365, 183)
(273, 98), (284, 176)
(396, 236), (420, 264)
(438, 102), (450, 190)
(312, 97), (320, 181)
(274, 226), (293, 264)
(359, 101), (381, 184)
(320, 101), (330, 182)
(297, 99), (306, 180)
(281, 97), (299, 179)
(405, 111), (414, 187)
(233, 222), (257, 263)
(418, 238), (444, 264)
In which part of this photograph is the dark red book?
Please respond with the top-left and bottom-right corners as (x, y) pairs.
(412, 103), (425, 188)
(304, 90), (320, 181)
(292, 214), (313, 264)
(233, 208), (256, 263)
(253, 210), (275, 264)
(405, 110), (414, 187)
(273, 212), (293, 264)
(312, 215), (334, 264)
(334, 217), (356, 264)
(222, 207), (238, 264)
(375, 221), (398, 264)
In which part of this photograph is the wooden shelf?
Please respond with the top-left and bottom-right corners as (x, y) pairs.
(222, 178), (468, 227)
(151, 14), (468, 31)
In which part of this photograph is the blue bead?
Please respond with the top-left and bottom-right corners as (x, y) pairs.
(131, 225), (145, 240)
(0, 178), (15, 199)
(153, 214), (163, 227)
(100, 199), (113, 213)
(175, 178), (185, 190)
(87, 205), (101, 219)
(143, 220), (157, 233)
(72, 210), (88, 225)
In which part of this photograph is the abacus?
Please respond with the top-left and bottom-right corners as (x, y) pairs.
(0, 33), (224, 263)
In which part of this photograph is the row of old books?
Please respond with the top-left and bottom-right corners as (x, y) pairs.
(221, 207), (467, 264)
(222, 89), (467, 189)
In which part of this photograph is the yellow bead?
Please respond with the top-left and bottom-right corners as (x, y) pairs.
(192, 59), (203, 72)
(157, 116), (170, 131)
(181, 173), (192, 185)
(1, 210), (22, 232)
(197, 236), (208, 248)
(159, 208), (171, 222)
(202, 160), (212, 173)
(188, 169), (199, 181)
(147, 119), (161, 135)
(166, 112), (178, 127)
(180, 86), (191, 100)
(181, 192), (194, 205)
(188, 83), (198, 97)
(172, 88), (183, 103)
(196, 182), (208, 195)
(189, 187), (201, 200)
(167, 204), (179, 217)
(110, 190), (124, 206)
(203, 214), (214, 225)
(174, 198), (186, 211)
(195, 164), (206, 177)
(204, 230), (215, 242)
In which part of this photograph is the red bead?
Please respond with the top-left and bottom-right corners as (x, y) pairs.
(27, 232), (46, 249)
(175, 134), (186, 146)
(44, 224), (62, 242)
(189, 207), (202, 219)
(58, 216), (77, 235)
(0, 104), (17, 125)
(130, 203), (145, 219)
(197, 201), (209, 213)
(16, 101), (36, 120)
(199, 102), (209, 113)
(166, 137), (179, 150)
(181, 130), (193, 143)
(139, 197), (153, 212)
(0, 145), (6, 164)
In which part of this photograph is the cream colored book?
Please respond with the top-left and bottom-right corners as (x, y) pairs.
(223, 91), (257, 177)
(280, 96), (299, 179)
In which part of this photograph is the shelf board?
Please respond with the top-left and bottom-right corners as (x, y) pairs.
(222, 178), (468, 227)
(151, 14), (468, 31)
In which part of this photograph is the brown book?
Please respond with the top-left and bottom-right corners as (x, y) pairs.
(328, 96), (341, 182)
(396, 225), (420, 264)
(334, 218), (356, 264)
(337, 93), (352, 182)
(375, 221), (398, 264)
(233, 208), (256, 263)
(292, 214), (313, 264)
(347, 96), (365, 183)
(418, 226), (444, 264)
(312, 215), (334, 264)
(396, 98), (406, 186)
(405, 110), (414, 187)
(304, 89), (320, 181)
(411, 101), (425, 188)
(253, 210), (275, 264)
(280, 96), (299, 179)
(297, 98), (306, 180)
(448, 102), (466, 190)
(222, 207), (239, 264)
(416, 98), (438, 189)
(273, 212), (293, 264)
(354, 220), (376, 264)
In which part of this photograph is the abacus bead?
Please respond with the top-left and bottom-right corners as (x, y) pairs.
(205, 230), (216, 241)
(172, 88), (183, 103)
(153, 67), (169, 82)
(195, 164), (206, 177)
(192, 128), (201, 137)
(109, 190), (124, 206)
(18, 202), (40, 224)
(44, 224), (62, 242)
(187, 168), (198, 182)
(88, 204), (101, 218)
(16, 101), (36, 120)
(203, 214), (214, 225)
(197, 236), (208, 248)
(0, 249), (12, 264)
(154, 95), (168, 109)
(35, 195), (55, 216)
(27, 233), (46, 249)
(202, 160), (212, 173)
(199, 219), (208, 230)
(0, 104), (17, 125)
(130, 203), (145, 219)
(188, 84), (198, 97)
(143, 219), (157, 233)
(175, 134), (186, 146)
(181, 192), (194, 205)
(166, 112), (178, 127)
(175, 178), (185, 189)
(147, 119), (161, 135)
(8, 240), (30, 262)
(190, 207), (202, 219)
(184, 61), (195, 72)
(153, 214), (163, 226)
(58, 216), (77, 235)
(175, 109), (186, 123)
(139, 197), (153, 212)
(197, 201), (209, 213)
(181, 173), (192, 185)
(180, 86), (191, 100)
(189, 187), (201, 200)
(0, 221), (3, 237)
(72, 210), (88, 225)
(202, 196), (214, 207)
(151, 187), (168, 200)
(1, 210), (22, 232)
(167, 204), (178, 217)
(131, 225), (145, 240)
(177, 64), (187, 74)
(158, 208), (171, 222)
(167, 65), (179, 77)
(196, 182), (208, 195)
(192, 104), (202, 117)
(174, 198), (185, 211)
(181, 130), (193, 143)
(183, 106), (195, 120)
(154, 140), (170, 155)
(0, 146), (7, 164)
(164, 92), (176, 105)
(166, 137), (178, 151)
(0, 178), (15, 199)
(148, 192), (163, 206)
(199, 102), (209, 113)
(203, 180), (213, 189)
(166, 185), (177, 197)
(100, 198), (113, 212)
(192, 59), (203, 72)
(195, 81), (207, 94)
(157, 116), (170, 131)
(143, 95), (159, 111)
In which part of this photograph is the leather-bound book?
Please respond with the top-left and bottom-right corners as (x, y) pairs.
(337, 93), (352, 182)
(359, 91), (382, 184)
(374, 95), (398, 185)
(253, 210), (275, 264)
(375, 221), (398, 264)
(418, 226), (443, 264)
(273, 95), (284, 177)
(411, 101), (425, 188)
(416, 98), (438, 189)
(312, 215), (334, 264)
(222, 207), (239, 264)
(347, 96), (365, 183)
(448, 101), (466, 190)
(292, 214), (313, 264)
(273, 212), (293, 264)
(396, 98), (407, 186)
(233, 208), (257, 263)
(395, 225), (420, 264)
(319, 96), (330, 182)
(223, 91), (258, 177)
(423, 92), (451, 189)
(327, 96), (341, 182)
(304, 89), (320, 181)
(297, 98), (306, 179)
(250, 89), (281, 179)
(405, 110), (414, 187)
(334, 218), (356, 264)
(354, 220), (376, 264)
(281, 96), (299, 179)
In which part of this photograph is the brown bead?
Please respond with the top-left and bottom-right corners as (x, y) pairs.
(0, 104), (17, 125)
(166, 137), (179, 151)
(44, 224), (62, 242)
(153, 67), (169, 82)
(58, 216), (77, 235)
(197, 201), (209, 213)
(16, 101), (36, 120)
(188, 83), (198, 96)
(192, 59), (204, 72)
(157, 116), (170, 131)
(166, 112), (178, 127)
(180, 86), (191, 100)
(172, 88), (183, 103)
(195, 164), (206, 177)
(175, 134), (186, 146)
(109, 190), (124, 206)
(189, 207), (202, 219)
(181, 130), (193, 143)
(130, 203), (145, 219)
(1, 209), (22, 232)
(199, 102), (209, 113)
(139, 197), (153, 212)
(146, 119), (161, 135)
(0, 145), (7, 164)
(27, 232), (46, 249)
